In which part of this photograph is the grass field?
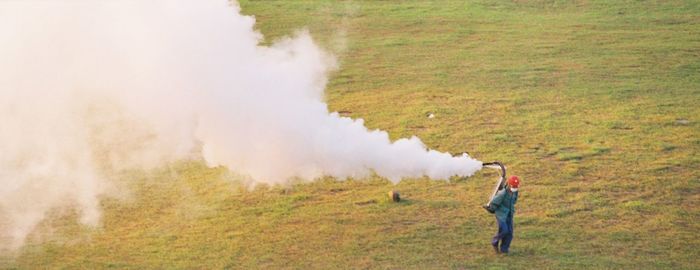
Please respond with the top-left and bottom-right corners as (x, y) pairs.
(3, 0), (699, 269)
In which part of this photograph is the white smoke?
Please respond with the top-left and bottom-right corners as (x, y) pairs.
(0, 0), (482, 250)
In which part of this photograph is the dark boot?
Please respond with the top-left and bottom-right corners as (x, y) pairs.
(492, 243), (500, 254)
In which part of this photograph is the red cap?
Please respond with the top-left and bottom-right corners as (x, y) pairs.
(508, 175), (520, 188)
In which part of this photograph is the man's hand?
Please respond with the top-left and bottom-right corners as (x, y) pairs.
(483, 204), (495, 214)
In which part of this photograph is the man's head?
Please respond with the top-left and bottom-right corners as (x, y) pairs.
(507, 175), (520, 192)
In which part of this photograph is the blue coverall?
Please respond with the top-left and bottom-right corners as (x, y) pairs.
(489, 188), (518, 253)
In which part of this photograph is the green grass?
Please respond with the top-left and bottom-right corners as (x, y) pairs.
(3, 0), (699, 269)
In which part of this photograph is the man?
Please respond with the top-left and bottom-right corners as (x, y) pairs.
(486, 175), (520, 254)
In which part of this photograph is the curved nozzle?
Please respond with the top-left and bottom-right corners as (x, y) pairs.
(482, 161), (506, 179)
(482, 161), (507, 210)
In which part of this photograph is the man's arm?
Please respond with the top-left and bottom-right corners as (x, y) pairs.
(490, 189), (506, 207)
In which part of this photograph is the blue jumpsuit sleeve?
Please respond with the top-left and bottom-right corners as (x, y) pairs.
(490, 189), (506, 206)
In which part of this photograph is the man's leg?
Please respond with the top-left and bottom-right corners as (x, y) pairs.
(491, 218), (509, 253)
(500, 216), (514, 253)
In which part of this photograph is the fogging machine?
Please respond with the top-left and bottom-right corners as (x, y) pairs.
(481, 161), (506, 214)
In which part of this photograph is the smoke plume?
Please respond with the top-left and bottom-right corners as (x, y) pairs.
(0, 0), (482, 250)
